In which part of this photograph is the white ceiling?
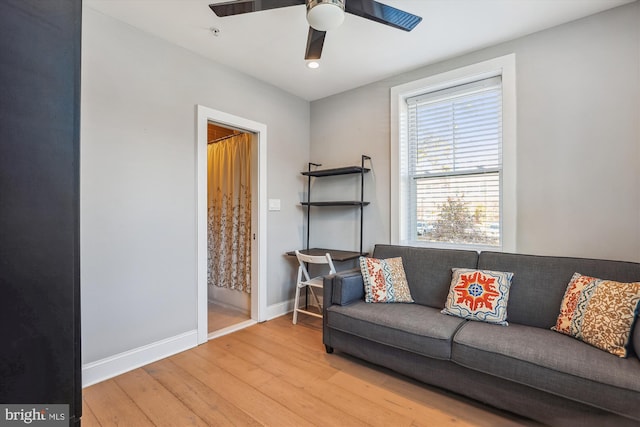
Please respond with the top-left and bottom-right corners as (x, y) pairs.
(86, 0), (635, 101)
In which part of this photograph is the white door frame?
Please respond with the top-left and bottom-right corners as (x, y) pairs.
(196, 105), (267, 344)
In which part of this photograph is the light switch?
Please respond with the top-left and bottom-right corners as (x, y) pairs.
(268, 199), (281, 211)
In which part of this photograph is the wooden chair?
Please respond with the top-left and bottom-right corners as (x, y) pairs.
(293, 250), (336, 324)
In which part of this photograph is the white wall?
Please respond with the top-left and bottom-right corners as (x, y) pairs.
(81, 8), (308, 365)
(310, 2), (640, 263)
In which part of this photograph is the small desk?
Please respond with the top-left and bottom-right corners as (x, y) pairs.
(287, 248), (366, 312)
(286, 248), (367, 262)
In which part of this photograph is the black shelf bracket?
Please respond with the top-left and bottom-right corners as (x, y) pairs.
(306, 162), (322, 250)
(360, 155), (371, 254)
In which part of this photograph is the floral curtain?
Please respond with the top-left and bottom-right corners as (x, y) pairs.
(207, 133), (251, 293)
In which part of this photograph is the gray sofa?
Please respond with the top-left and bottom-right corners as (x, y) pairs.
(322, 244), (640, 426)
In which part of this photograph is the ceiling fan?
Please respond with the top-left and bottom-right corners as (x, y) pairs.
(209, 0), (422, 60)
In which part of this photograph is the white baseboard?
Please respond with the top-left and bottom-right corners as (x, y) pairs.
(82, 298), (315, 387)
(263, 295), (323, 321)
(265, 299), (294, 321)
(82, 329), (198, 387)
(207, 319), (257, 340)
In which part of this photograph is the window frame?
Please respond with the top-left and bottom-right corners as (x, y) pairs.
(390, 54), (517, 252)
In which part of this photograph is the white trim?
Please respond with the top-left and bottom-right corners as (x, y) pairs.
(265, 299), (295, 321)
(82, 330), (197, 387)
(263, 297), (325, 322)
(207, 319), (257, 340)
(196, 105), (268, 345)
(390, 54), (517, 252)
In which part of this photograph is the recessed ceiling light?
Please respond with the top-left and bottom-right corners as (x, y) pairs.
(307, 61), (320, 69)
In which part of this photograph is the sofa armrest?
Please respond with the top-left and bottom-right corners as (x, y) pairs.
(324, 267), (364, 306)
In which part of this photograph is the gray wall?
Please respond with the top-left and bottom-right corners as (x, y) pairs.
(310, 2), (640, 263)
(81, 2), (640, 366)
(81, 8), (307, 363)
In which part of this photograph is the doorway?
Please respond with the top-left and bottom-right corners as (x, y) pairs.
(196, 106), (267, 344)
(206, 123), (252, 334)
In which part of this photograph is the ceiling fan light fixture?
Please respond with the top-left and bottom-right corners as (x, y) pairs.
(306, 0), (345, 31)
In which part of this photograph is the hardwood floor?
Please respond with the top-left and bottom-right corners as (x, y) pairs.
(83, 315), (538, 426)
(208, 301), (251, 333)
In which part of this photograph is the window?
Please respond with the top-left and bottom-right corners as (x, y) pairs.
(391, 55), (516, 251)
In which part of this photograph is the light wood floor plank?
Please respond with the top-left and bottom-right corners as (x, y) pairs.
(209, 335), (408, 425)
(205, 326), (494, 427)
(246, 318), (535, 426)
(84, 315), (536, 427)
(80, 397), (102, 427)
(232, 324), (479, 427)
(142, 358), (262, 427)
(83, 379), (154, 426)
(197, 337), (370, 427)
(234, 325), (330, 365)
(114, 368), (208, 427)
(203, 334), (334, 387)
(208, 301), (250, 333)
(171, 350), (313, 427)
(216, 331), (419, 426)
(258, 314), (326, 353)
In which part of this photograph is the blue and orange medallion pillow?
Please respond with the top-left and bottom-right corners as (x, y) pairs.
(552, 273), (640, 357)
(359, 256), (414, 303)
(442, 268), (513, 325)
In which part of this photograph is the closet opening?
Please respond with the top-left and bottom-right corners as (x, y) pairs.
(206, 123), (254, 336)
(196, 105), (267, 344)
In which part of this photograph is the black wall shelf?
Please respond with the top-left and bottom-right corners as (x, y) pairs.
(301, 165), (370, 177)
(301, 155), (371, 256)
(301, 201), (370, 206)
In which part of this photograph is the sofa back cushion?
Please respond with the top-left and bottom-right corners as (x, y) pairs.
(478, 251), (640, 329)
(372, 244), (479, 309)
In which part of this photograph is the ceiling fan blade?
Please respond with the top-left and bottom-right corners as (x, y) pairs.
(305, 27), (326, 60)
(345, 0), (422, 32)
(209, 0), (305, 17)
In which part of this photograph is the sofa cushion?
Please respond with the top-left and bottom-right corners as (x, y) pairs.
(453, 321), (640, 420)
(359, 256), (414, 303)
(442, 268), (513, 325)
(478, 252), (640, 328)
(326, 301), (466, 360)
(373, 244), (479, 309)
(553, 273), (640, 357)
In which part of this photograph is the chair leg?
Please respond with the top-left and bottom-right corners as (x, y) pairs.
(293, 284), (301, 325)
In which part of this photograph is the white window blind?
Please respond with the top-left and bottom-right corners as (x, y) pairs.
(406, 76), (502, 247)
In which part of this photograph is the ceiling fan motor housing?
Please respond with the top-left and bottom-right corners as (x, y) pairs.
(306, 0), (345, 31)
(209, 0), (422, 60)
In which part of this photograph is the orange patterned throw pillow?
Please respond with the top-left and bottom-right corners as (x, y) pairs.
(359, 257), (414, 303)
(442, 268), (513, 325)
(552, 273), (640, 357)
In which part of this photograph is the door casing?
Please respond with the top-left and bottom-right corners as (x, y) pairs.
(196, 105), (267, 344)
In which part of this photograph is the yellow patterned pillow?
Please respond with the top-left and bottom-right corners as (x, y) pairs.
(359, 257), (414, 303)
(552, 273), (640, 357)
